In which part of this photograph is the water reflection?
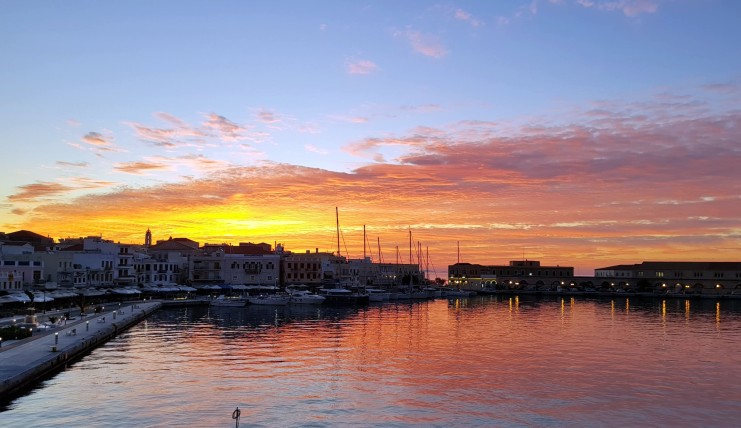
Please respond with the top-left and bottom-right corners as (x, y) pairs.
(2, 295), (741, 427)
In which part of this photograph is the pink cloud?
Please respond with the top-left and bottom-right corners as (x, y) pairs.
(256, 109), (281, 125)
(402, 30), (449, 59)
(202, 113), (247, 142)
(576, 0), (659, 17)
(454, 9), (483, 27)
(346, 59), (379, 75)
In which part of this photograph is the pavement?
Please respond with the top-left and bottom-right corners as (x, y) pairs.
(0, 301), (161, 400)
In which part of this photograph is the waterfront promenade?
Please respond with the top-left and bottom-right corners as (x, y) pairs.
(0, 301), (161, 401)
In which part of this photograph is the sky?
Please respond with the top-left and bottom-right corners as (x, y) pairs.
(1, 0), (740, 277)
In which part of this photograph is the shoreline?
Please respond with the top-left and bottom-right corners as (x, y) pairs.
(474, 289), (741, 300)
(0, 301), (164, 402)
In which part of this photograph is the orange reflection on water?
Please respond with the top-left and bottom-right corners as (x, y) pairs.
(661, 299), (667, 321)
(685, 299), (691, 320)
(716, 301), (721, 326)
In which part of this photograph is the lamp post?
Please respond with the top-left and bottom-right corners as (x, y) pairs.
(86, 321), (89, 331)
(55, 332), (58, 345)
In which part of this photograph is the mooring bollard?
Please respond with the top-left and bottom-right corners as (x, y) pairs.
(232, 407), (241, 428)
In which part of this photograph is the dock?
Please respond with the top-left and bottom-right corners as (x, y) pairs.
(0, 301), (161, 401)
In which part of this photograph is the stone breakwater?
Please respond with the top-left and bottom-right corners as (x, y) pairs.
(0, 301), (162, 401)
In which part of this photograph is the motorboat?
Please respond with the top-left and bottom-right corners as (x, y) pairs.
(288, 289), (326, 305)
(211, 295), (247, 307)
(248, 294), (290, 306)
(366, 288), (391, 302)
(446, 289), (476, 297)
(318, 288), (370, 305)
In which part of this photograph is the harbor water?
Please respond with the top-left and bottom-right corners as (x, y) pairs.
(2, 295), (740, 427)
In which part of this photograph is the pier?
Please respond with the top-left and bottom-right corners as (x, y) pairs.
(0, 301), (162, 401)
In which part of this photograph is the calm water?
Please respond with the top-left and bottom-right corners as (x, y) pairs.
(2, 295), (741, 427)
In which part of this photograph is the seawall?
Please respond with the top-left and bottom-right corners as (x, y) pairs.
(0, 301), (162, 401)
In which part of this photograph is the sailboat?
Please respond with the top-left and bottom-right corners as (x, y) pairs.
(400, 228), (428, 300)
(319, 208), (370, 305)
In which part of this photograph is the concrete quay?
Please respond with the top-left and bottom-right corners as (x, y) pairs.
(0, 301), (161, 401)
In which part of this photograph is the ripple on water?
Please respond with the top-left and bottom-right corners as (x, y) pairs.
(2, 297), (741, 427)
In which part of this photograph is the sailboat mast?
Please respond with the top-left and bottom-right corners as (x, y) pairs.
(426, 246), (429, 281)
(377, 237), (382, 264)
(336, 206), (340, 257)
(363, 225), (366, 260)
(408, 227), (412, 265)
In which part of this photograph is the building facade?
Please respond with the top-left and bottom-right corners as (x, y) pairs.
(448, 260), (574, 290)
(594, 261), (741, 295)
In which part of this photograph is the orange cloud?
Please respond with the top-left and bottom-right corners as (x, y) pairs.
(8, 182), (75, 202)
(115, 161), (171, 175)
(10, 90), (741, 275)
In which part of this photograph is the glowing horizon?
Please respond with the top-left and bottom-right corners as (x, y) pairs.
(3, 1), (740, 277)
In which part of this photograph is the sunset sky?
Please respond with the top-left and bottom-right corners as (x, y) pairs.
(2, 1), (740, 276)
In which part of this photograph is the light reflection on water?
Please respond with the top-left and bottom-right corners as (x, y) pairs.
(3, 296), (741, 427)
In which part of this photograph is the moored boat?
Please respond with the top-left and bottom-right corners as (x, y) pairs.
(288, 289), (326, 305)
(319, 288), (370, 305)
(248, 294), (290, 306)
(366, 288), (391, 302)
(211, 295), (248, 307)
(446, 288), (476, 297)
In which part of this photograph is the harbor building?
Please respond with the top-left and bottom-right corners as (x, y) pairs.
(282, 249), (340, 287)
(448, 260), (574, 291)
(0, 241), (43, 288)
(594, 261), (741, 295)
(190, 243), (279, 287)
